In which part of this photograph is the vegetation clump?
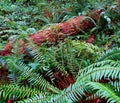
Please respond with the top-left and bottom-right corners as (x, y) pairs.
(0, 0), (120, 103)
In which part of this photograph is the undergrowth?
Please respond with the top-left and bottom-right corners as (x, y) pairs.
(0, 0), (120, 103)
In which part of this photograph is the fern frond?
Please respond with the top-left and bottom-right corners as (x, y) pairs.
(109, 81), (120, 92)
(97, 48), (120, 61)
(19, 62), (60, 93)
(87, 82), (120, 103)
(72, 40), (100, 54)
(18, 94), (50, 103)
(50, 83), (87, 103)
(5, 57), (120, 103)
(78, 60), (120, 74)
(78, 66), (119, 82)
(0, 84), (40, 100)
(0, 30), (19, 35)
(51, 65), (120, 103)
(27, 43), (68, 75)
(59, 40), (81, 76)
(51, 62), (120, 102)
(50, 60), (120, 102)
(7, 59), (60, 94)
(77, 60), (120, 81)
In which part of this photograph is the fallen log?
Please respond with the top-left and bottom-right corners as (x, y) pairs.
(0, 9), (102, 56)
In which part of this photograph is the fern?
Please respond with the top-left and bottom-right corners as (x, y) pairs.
(0, 0), (120, 102)
(27, 42), (68, 75)
(109, 81), (120, 92)
(72, 40), (100, 54)
(50, 83), (86, 103)
(77, 60), (120, 80)
(97, 48), (120, 61)
(7, 59), (60, 94)
(1, 48), (120, 102)
(27, 40), (100, 77)
(17, 94), (51, 103)
(87, 82), (120, 103)
(49, 60), (120, 103)
(0, 84), (40, 100)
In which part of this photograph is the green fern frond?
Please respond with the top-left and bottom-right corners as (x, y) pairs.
(0, 84), (40, 100)
(77, 66), (120, 82)
(50, 83), (86, 103)
(18, 94), (50, 103)
(27, 40), (100, 77)
(41, 23), (57, 30)
(87, 82), (120, 103)
(59, 40), (81, 76)
(18, 63), (60, 94)
(109, 81), (120, 92)
(85, 92), (101, 102)
(27, 43), (68, 75)
(77, 60), (120, 81)
(38, 16), (51, 24)
(78, 60), (120, 74)
(7, 59), (60, 94)
(72, 40), (100, 54)
(50, 61), (120, 103)
(0, 30), (19, 35)
(97, 48), (120, 61)
(50, 60), (120, 102)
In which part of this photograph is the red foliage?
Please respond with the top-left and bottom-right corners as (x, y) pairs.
(0, 41), (13, 56)
(0, 49), (13, 56)
(17, 40), (27, 54)
(86, 34), (96, 43)
(0, 66), (9, 84)
(0, 40), (27, 56)
(7, 100), (13, 103)
(53, 71), (75, 90)
(44, 10), (53, 18)
(82, 98), (106, 103)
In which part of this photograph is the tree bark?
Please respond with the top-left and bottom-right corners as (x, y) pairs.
(29, 9), (101, 45)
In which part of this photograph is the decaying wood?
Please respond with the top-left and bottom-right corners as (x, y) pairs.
(0, 10), (102, 56)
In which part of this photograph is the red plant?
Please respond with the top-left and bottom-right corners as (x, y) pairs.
(53, 71), (75, 90)
(7, 100), (13, 103)
(86, 34), (96, 43)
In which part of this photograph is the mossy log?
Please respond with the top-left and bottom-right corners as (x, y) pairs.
(0, 10), (101, 56)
